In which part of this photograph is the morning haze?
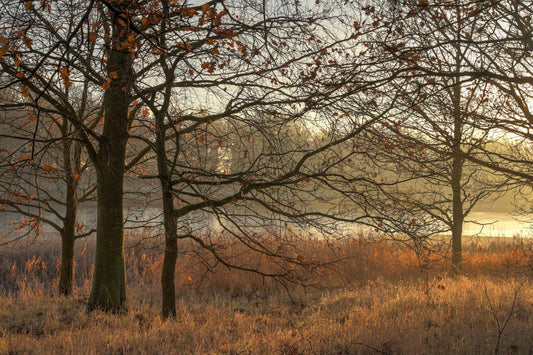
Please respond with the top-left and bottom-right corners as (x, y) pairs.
(0, 0), (532, 353)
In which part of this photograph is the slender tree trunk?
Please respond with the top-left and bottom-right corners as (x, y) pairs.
(161, 204), (178, 318)
(87, 11), (133, 311)
(154, 1), (179, 317)
(58, 119), (78, 295)
(155, 111), (179, 318)
(451, 15), (464, 274)
(450, 156), (464, 274)
(59, 230), (75, 295)
(450, 81), (464, 274)
(450, 80), (464, 274)
(58, 180), (76, 295)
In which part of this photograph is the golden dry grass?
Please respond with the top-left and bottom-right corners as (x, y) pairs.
(0, 233), (532, 354)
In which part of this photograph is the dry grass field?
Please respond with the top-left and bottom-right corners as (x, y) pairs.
(0, 232), (532, 354)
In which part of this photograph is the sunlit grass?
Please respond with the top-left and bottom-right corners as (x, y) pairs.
(0, 232), (532, 354)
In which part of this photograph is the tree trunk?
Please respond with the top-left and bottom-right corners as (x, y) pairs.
(58, 133), (77, 295)
(155, 112), (179, 319)
(450, 159), (464, 274)
(87, 165), (126, 311)
(451, 19), (464, 274)
(58, 192), (76, 295)
(153, 4), (179, 315)
(161, 216), (178, 318)
(450, 84), (464, 274)
(87, 12), (133, 311)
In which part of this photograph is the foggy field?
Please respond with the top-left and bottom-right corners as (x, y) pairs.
(1, 234), (532, 354)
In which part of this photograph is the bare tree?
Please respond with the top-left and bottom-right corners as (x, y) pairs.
(0, 0), (135, 309)
(0, 0), (398, 313)
(130, 0), (406, 317)
(0, 81), (98, 295)
(347, 0), (512, 272)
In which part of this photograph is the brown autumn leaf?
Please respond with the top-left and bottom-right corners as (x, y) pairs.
(59, 66), (72, 87)
(22, 36), (32, 49)
(20, 86), (30, 98)
(88, 31), (97, 44)
(101, 78), (111, 90)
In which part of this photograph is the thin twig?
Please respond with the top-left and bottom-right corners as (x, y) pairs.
(484, 283), (520, 355)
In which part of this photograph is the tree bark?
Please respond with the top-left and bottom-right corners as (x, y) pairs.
(58, 174), (76, 295)
(450, 84), (464, 274)
(154, 2), (179, 317)
(161, 215), (178, 318)
(58, 231), (75, 295)
(155, 111), (179, 318)
(87, 11), (133, 311)
(87, 163), (126, 311)
(58, 117), (79, 295)
(451, 14), (464, 274)
(450, 155), (464, 275)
